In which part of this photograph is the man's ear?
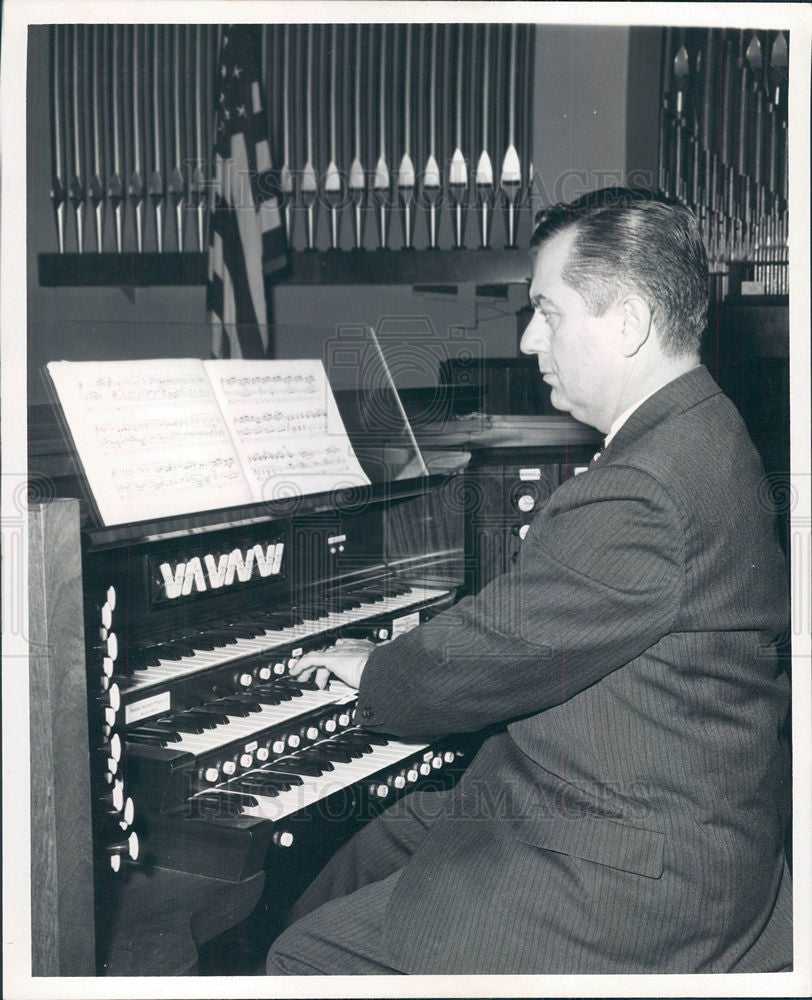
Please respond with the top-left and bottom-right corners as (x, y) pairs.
(618, 295), (652, 357)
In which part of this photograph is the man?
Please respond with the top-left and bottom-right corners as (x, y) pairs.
(267, 189), (792, 975)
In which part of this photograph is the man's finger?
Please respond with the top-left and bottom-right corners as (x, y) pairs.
(315, 666), (330, 689)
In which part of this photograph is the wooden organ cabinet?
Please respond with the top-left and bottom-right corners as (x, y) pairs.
(29, 469), (471, 975)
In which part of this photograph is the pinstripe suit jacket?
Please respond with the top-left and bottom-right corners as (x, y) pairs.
(357, 366), (792, 974)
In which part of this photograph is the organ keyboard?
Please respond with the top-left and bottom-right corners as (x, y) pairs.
(30, 474), (466, 975)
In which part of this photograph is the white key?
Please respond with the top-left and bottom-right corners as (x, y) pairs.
(160, 690), (344, 756)
(123, 588), (448, 695)
(204, 739), (429, 822)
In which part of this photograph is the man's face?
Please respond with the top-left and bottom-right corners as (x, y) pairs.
(521, 228), (623, 432)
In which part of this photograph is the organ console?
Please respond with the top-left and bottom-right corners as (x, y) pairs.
(30, 479), (468, 974)
(28, 331), (478, 975)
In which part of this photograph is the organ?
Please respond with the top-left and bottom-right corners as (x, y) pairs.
(30, 473), (468, 973)
(28, 330), (485, 975)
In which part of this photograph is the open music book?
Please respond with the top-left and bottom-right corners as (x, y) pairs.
(45, 358), (371, 526)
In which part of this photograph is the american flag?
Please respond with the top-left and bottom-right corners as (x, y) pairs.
(207, 25), (286, 358)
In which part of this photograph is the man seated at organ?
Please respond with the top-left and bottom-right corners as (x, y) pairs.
(267, 189), (792, 975)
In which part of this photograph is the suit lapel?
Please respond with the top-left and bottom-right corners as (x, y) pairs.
(598, 365), (722, 465)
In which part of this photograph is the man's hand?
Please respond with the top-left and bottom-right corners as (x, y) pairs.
(288, 638), (377, 690)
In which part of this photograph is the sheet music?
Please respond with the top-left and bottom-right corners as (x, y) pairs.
(204, 359), (370, 503)
(46, 359), (253, 524)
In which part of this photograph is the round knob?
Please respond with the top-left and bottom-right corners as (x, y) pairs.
(102, 657), (115, 679)
(372, 783), (389, 798)
(517, 493), (535, 513)
(431, 755), (443, 769)
(238, 673), (252, 688)
(100, 732), (122, 762)
(390, 774), (406, 789)
(103, 778), (125, 814)
(338, 713), (350, 727)
(100, 602), (113, 631)
(99, 682), (121, 713)
(323, 719), (337, 733)
(222, 760), (237, 776)
(518, 524), (530, 540)
(203, 766), (219, 783)
(376, 628), (390, 640)
(104, 632), (118, 661)
(120, 796), (135, 827)
(443, 750), (456, 763)
(257, 666), (272, 681)
(272, 740), (285, 754)
(106, 585), (117, 611)
(107, 830), (139, 861)
(305, 726), (319, 741)
(105, 756), (119, 777)
(419, 762), (431, 776)
(256, 747), (269, 761)
(239, 753), (253, 769)
(406, 768), (419, 783)
(273, 830), (294, 848)
(273, 662), (286, 675)
(287, 734), (300, 749)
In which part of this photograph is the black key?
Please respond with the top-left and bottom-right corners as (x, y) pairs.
(125, 733), (171, 747)
(250, 690), (283, 706)
(152, 645), (184, 661)
(129, 649), (163, 668)
(166, 642), (198, 657)
(219, 697), (263, 714)
(194, 790), (257, 808)
(308, 745), (353, 764)
(183, 709), (230, 726)
(190, 638), (217, 652)
(296, 751), (336, 771)
(189, 796), (245, 819)
(322, 740), (365, 759)
(219, 624), (263, 640)
(259, 768), (304, 786)
(264, 759), (323, 778)
(338, 735), (375, 754)
(354, 730), (390, 746)
(254, 684), (293, 702)
(205, 700), (250, 718)
(159, 717), (205, 734)
(173, 713), (219, 730)
(274, 677), (311, 692)
(292, 679), (318, 692)
(131, 725), (183, 742)
(226, 777), (281, 796)
(240, 773), (293, 792)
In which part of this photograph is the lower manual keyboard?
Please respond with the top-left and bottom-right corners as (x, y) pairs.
(193, 735), (437, 823)
(155, 687), (354, 756)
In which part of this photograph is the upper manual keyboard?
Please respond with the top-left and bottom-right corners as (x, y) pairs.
(119, 584), (449, 697)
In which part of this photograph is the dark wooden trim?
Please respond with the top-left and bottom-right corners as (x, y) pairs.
(265, 248), (532, 285)
(36, 250), (531, 287)
(38, 253), (208, 287)
(29, 499), (97, 975)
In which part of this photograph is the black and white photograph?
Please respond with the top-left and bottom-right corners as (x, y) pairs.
(1, 1), (810, 996)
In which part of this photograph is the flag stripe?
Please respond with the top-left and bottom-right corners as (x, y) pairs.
(207, 24), (286, 359)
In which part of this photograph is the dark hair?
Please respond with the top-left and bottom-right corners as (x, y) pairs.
(529, 188), (709, 356)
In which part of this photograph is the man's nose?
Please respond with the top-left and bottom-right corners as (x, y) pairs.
(520, 311), (548, 355)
